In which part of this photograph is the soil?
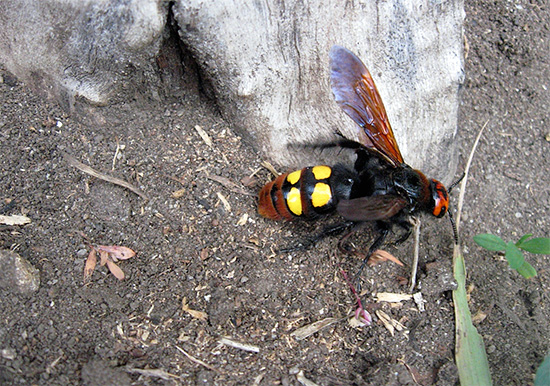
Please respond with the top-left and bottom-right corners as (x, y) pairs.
(0, 1), (548, 385)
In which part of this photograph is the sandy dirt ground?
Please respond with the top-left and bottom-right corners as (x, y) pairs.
(0, 0), (548, 385)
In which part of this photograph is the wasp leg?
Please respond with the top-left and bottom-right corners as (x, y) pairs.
(336, 221), (371, 254)
(393, 218), (413, 245)
(290, 133), (364, 152)
(354, 221), (392, 291)
(279, 221), (355, 253)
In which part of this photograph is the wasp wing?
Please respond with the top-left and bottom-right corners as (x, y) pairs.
(330, 45), (404, 167)
(337, 195), (408, 222)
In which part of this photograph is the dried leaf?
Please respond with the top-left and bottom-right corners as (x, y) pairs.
(368, 249), (404, 266)
(200, 248), (209, 261)
(182, 298), (208, 320)
(106, 260), (125, 280)
(0, 215), (31, 225)
(96, 245), (136, 260)
(99, 250), (109, 266)
(83, 249), (97, 283)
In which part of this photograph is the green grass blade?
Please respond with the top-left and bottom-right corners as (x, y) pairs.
(453, 245), (493, 386)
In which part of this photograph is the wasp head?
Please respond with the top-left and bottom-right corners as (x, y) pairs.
(430, 179), (449, 218)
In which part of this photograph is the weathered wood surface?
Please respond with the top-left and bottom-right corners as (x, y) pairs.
(0, 0), (464, 178)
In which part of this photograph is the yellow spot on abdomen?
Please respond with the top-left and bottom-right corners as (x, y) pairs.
(311, 183), (332, 208)
(312, 165), (331, 180)
(287, 187), (302, 216)
(286, 170), (302, 185)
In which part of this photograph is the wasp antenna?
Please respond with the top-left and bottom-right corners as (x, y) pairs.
(448, 172), (466, 194)
(447, 209), (460, 245)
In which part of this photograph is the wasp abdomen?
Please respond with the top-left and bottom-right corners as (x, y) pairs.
(258, 165), (355, 221)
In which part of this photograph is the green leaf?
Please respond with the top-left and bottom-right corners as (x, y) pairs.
(535, 354), (550, 386)
(505, 242), (525, 270)
(473, 234), (506, 251)
(515, 233), (533, 247)
(516, 261), (537, 279)
(452, 246), (493, 385)
(519, 237), (550, 255)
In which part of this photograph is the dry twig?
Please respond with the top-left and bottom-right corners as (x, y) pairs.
(64, 153), (148, 200)
(261, 161), (279, 177)
(175, 345), (221, 374)
(409, 217), (421, 292)
(218, 337), (260, 353)
(125, 367), (180, 380)
(207, 174), (252, 196)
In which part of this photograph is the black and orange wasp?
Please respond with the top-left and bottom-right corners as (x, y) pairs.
(259, 45), (456, 262)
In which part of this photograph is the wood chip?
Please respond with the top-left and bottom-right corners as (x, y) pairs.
(376, 292), (413, 303)
(472, 310), (487, 324)
(252, 373), (265, 386)
(194, 125), (212, 146)
(0, 215), (31, 225)
(412, 292), (426, 312)
(216, 192), (231, 212)
(171, 188), (186, 198)
(236, 213), (248, 226)
(218, 337), (260, 353)
(199, 248), (209, 261)
(290, 317), (339, 340)
(375, 310), (406, 336)
(182, 298), (208, 321)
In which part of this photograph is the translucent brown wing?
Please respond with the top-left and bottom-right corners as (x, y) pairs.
(330, 45), (404, 167)
(337, 195), (408, 222)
